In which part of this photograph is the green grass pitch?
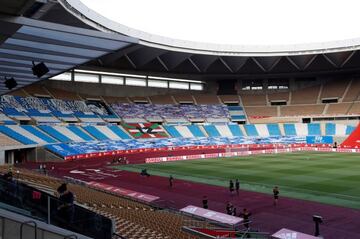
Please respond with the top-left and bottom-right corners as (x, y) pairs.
(115, 152), (360, 209)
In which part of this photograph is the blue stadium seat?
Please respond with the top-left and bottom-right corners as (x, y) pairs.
(187, 125), (206, 137)
(164, 125), (182, 137)
(67, 126), (94, 141)
(203, 125), (221, 137)
(284, 124), (297, 136)
(109, 125), (131, 139)
(0, 126), (37, 145)
(307, 123), (321, 136)
(82, 126), (109, 140)
(267, 124), (281, 136)
(325, 123), (336, 135)
(228, 124), (243, 136)
(244, 124), (259, 136)
(38, 125), (71, 142)
(22, 125), (57, 143)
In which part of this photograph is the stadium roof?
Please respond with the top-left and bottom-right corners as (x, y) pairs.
(2, 0), (360, 90)
(0, 0), (135, 95)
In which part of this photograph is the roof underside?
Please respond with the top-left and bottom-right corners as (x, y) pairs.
(0, 1), (136, 95)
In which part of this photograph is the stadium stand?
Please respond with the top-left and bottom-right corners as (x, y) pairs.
(0, 168), (209, 239)
(244, 106), (278, 117)
(193, 94), (220, 104)
(291, 85), (320, 104)
(149, 95), (175, 104)
(320, 79), (350, 100)
(342, 79), (360, 102)
(326, 103), (352, 115)
(240, 94), (267, 106)
(219, 95), (240, 104)
(348, 102), (360, 114)
(0, 132), (22, 147)
(227, 105), (247, 121)
(280, 104), (325, 116)
(267, 91), (289, 103)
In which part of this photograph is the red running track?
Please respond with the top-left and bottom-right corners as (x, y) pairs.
(45, 163), (360, 239)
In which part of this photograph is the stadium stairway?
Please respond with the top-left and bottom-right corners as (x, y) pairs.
(254, 124), (270, 137)
(294, 123), (308, 136)
(213, 124), (234, 137)
(173, 125), (195, 137)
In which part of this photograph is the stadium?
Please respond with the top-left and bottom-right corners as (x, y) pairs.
(0, 0), (360, 238)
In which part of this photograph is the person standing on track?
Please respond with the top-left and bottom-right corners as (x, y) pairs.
(239, 208), (252, 229)
(169, 175), (174, 188)
(235, 179), (240, 196)
(273, 186), (279, 206)
(202, 196), (208, 209)
(229, 180), (234, 195)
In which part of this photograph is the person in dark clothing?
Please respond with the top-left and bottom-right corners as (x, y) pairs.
(169, 175), (174, 188)
(226, 202), (233, 215)
(240, 208), (252, 229)
(235, 179), (240, 196)
(140, 169), (150, 177)
(229, 180), (234, 194)
(57, 183), (75, 225)
(273, 186), (279, 206)
(232, 206), (237, 216)
(202, 196), (208, 209)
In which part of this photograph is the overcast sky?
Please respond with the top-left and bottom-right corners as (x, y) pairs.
(81, 0), (360, 46)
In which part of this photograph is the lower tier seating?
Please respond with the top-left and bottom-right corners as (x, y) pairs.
(0, 168), (208, 239)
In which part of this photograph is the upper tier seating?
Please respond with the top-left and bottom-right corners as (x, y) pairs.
(227, 106), (246, 121)
(149, 95), (174, 104)
(241, 94), (267, 106)
(24, 84), (50, 96)
(348, 102), (360, 115)
(173, 94), (194, 103)
(46, 87), (81, 100)
(343, 80), (360, 102)
(325, 103), (352, 115)
(280, 104), (325, 116)
(291, 85), (320, 104)
(244, 106), (278, 117)
(1, 95), (119, 123)
(320, 79), (349, 99)
(219, 95), (240, 104)
(111, 103), (230, 122)
(193, 95), (220, 104)
(0, 113), (15, 124)
(267, 92), (289, 102)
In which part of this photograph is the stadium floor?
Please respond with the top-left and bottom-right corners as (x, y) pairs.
(43, 152), (360, 238)
(116, 152), (360, 209)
